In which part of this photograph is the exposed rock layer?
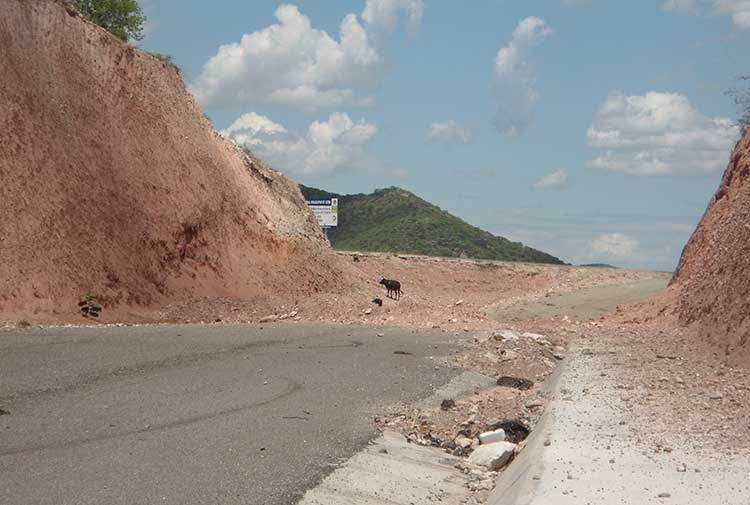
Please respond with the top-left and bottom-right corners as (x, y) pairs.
(0, 0), (341, 321)
(670, 128), (750, 354)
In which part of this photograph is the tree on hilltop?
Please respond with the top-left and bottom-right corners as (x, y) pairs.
(68, 0), (146, 42)
(726, 76), (750, 128)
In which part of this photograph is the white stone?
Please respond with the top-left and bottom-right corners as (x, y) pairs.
(493, 330), (520, 342)
(468, 441), (516, 470)
(479, 429), (506, 445)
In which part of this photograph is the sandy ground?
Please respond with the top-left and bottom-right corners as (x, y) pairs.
(148, 253), (667, 329)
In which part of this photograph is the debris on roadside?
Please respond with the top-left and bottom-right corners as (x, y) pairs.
(496, 376), (534, 390)
(468, 441), (516, 470)
(440, 399), (456, 411)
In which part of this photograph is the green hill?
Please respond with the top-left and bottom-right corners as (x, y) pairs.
(299, 185), (564, 265)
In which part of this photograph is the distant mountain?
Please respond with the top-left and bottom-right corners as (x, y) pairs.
(580, 263), (618, 268)
(299, 185), (564, 265)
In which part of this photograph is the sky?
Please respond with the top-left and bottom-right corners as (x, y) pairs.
(139, 0), (749, 271)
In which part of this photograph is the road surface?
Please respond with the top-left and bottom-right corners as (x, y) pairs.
(0, 323), (461, 505)
(492, 276), (669, 322)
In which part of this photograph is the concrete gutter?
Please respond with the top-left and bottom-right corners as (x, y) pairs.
(486, 342), (750, 505)
(297, 371), (496, 505)
(485, 356), (566, 505)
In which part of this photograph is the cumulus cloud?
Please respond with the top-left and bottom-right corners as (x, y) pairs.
(663, 0), (750, 29)
(428, 120), (471, 144)
(222, 112), (377, 176)
(190, 5), (382, 112)
(715, 0), (750, 28)
(662, 0), (699, 14)
(587, 91), (740, 176)
(362, 0), (425, 36)
(590, 233), (643, 261)
(492, 17), (554, 136)
(532, 169), (568, 189)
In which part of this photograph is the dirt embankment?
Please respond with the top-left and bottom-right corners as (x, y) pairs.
(0, 0), (344, 322)
(667, 128), (750, 360)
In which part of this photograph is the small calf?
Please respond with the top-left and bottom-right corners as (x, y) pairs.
(379, 278), (401, 300)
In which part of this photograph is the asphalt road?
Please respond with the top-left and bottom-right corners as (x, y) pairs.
(0, 323), (463, 505)
(493, 277), (670, 322)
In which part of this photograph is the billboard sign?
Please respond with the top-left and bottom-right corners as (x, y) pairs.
(306, 198), (338, 229)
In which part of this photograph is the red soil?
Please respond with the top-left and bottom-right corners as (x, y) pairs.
(0, 0), (343, 322)
(666, 129), (750, 360)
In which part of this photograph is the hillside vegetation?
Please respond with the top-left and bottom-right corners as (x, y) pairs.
(300, 185), (564, 264)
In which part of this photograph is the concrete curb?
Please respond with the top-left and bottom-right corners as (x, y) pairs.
(486, 360), (567, 505)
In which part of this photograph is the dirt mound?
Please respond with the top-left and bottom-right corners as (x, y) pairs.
(669, 128), (750, 357)
(0, 0), (343, 322)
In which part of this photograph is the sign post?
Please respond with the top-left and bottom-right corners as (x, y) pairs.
(305, 198), (338, 232)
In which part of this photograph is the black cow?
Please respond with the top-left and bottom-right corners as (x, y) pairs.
(379, 278), (401, 300)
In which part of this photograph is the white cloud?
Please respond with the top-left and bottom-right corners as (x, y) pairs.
(492, 17), (554, 136)
(533, 169), (568, 189)
(715, 0), (750, 28)
(428, 120), (471, 144)
(362, 0), (425, 36)
(221, 112), (378, 176)
(662, 0), (698, 14)
(190, 5), (383, 112)
(587, 91), (740, 176)
(590, 233), (643, 261)
(663, 0), (750, 29)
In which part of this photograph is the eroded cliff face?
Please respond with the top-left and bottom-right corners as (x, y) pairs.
(0, 0), (341, 321)
(670, 128), (750, 354)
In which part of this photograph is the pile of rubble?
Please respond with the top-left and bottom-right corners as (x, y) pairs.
(375, 327), (562, 499)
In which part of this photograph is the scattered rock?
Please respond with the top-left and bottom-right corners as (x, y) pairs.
(455, 299), (464, 306)
(468, 441), (516, 470)
(499, 349), (521, 362)
(393, 350), (412, 355)
(657, 492), (671, 499)
(677, 463), (687, 472)
(364, 308), (372, 315)
(478, 428), (506, 445)
(0, 408), (9, 416)
(496, 376), (534, 390)
(455, 436), (474, 449)
(440, 399), (456, 410)
(493, 330), (520, 342)
(377, 332), (385, 337)
(259, 314), (278, 323)
(488, 419), (530, 443)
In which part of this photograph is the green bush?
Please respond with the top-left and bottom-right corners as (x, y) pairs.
(149, 52), (181, 74)
(726, 76), (750, 128)
(67, 0), (146, 42)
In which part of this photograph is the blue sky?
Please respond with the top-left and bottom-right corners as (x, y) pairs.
(139, 0), (749, 270)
